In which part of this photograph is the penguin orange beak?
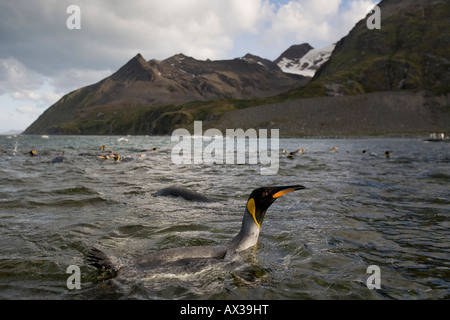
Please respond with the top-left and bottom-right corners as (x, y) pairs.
(272, 185), (306, 199)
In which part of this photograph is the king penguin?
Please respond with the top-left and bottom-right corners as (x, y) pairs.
(88, 185), (305, 275)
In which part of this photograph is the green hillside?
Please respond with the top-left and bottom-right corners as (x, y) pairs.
(300, 0), (450, 96)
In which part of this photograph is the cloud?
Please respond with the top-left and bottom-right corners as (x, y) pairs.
(263, 0), (335, 47)
(0, 57), (45, 97)
(15, 105), (42, 118)
(337, 0), (379, 32)
(0, 0), (378, 75)
(0, 0), (271, 76)
(0, 57), (67, 111)
(48, 68), (112, 95)
(261, 0), (379, 52)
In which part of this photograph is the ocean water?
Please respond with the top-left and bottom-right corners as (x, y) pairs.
(0, 135), (448, 300)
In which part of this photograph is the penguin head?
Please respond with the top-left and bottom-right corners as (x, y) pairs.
(246, 185), (305, 229)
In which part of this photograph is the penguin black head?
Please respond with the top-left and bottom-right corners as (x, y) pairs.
(246, 185), (306, 229)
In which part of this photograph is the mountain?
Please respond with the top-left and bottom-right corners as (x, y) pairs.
(0, 129), (23, 135)
(24, 53), (307, 134)
(211, 0), (449, 136)
(274, 43), (313, 65)
(302, 0), (450, 96)
(23, 0), (449, 136)
(216, 0), (449, 136)
(275, 43), (335, 77)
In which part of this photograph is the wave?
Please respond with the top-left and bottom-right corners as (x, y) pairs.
(2, 197), (110, 209)
(53, 186), (100, 196)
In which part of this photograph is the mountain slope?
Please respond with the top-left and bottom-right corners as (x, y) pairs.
(302, 0), (450, 96)
(24, 53), (306, 134)
(213, 91), (450, 137)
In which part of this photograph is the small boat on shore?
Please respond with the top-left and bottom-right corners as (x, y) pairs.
(424, 133), (450, 142)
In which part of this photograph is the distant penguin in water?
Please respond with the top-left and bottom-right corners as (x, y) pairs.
(286, 150), (297, 159)
(88, 185), (306, 276)
(286, 149), (304, 159)
(52, 156), (65, 163)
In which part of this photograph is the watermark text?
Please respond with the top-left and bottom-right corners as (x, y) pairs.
(66, 5), (81, 30)
(66, 265), (81, 290)
(366, 5), (381, 30)
(171, 121), (279, 175)
(366, 265), (381, 290)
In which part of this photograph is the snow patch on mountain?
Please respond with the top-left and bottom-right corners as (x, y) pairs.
(278, 44), (336, 77)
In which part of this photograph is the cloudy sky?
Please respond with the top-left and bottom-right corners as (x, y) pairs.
(0, 0), (378, 133)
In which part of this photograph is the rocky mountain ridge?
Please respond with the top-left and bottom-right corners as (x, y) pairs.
(24, 51), (308, 134)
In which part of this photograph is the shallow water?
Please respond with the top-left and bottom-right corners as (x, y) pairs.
(0, 135), (448, 300)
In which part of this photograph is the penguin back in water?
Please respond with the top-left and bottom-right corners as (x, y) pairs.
(154, 186), (217, 202)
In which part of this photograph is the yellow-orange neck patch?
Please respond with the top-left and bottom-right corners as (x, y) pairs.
(247, 198), (260, 229)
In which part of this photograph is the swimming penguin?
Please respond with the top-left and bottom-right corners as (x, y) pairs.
(384, 150), (391, 158)
(154, 186), (217, 202)
(330, 146), (339, 153)
(88, 185), (305, 276)
(29, 150), (37, 156)
(286, 149), (302, 158)
(52, 156), (65, 163)
(287, 151), (296, 159)
(112, 154), (121, 161)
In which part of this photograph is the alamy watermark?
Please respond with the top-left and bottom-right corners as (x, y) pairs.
(366, 265), (381, 290)
(366, 5), (381, 30)
(171, 121), (279, 175)
(66, 5), (81, 30)
(66, 265), (81, 290)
